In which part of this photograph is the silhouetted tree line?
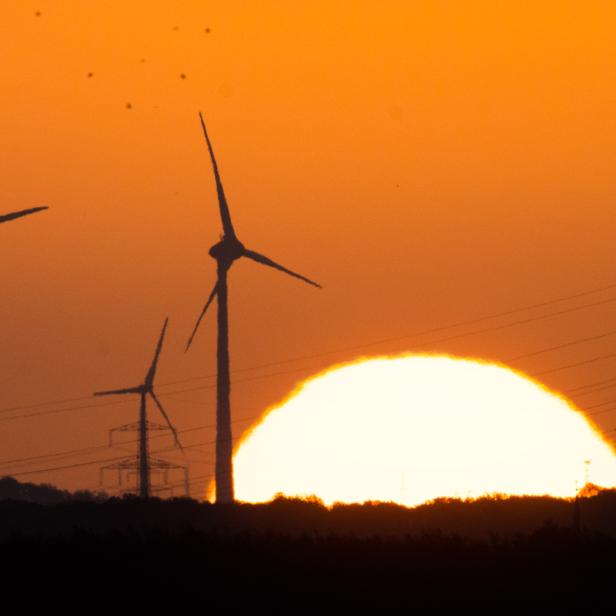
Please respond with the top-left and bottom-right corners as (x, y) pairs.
(2, 488), (615, 609)
(0, 476), (107, 504)
(3, 484), (616, 538)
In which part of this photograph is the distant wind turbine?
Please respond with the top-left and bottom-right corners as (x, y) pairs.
(186, 112), (322, 504)
(94, 318), (183, 498)
(0, 206), (48, 224)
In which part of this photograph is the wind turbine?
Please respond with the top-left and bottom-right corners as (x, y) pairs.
(0, 206), (48, 224)
(94, 318), (183, 498)
(186, 113), (321, 504)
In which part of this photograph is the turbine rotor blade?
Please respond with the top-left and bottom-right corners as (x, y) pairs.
(198, 112), (236, 238)
(0, 206), (48, 224)
(243, 249), (322, 289)
(186, 282), (218, 351)
(93, 386), (142, 397)
(150, 391), (184, 452)
(145, 318), (169, 386)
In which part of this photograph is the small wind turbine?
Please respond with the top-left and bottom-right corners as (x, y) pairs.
(186, 113), (321, 504)
(0, 206), (48, 224)
(94, 318), (183, 498)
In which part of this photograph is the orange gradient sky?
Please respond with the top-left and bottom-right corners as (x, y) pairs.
(2, 2), (616, 496)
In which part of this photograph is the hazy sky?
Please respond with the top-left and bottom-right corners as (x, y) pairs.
(2, 2), (616, 496)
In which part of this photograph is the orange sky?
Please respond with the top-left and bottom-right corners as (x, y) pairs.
(2, 2), (616, 497)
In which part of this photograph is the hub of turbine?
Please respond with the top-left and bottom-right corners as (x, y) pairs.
(209, 236), (245, 264)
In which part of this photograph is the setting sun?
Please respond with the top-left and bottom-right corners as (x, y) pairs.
(232, 355), (616, 506)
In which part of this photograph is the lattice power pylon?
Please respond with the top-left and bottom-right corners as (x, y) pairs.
(100, 419), (190, 497)
(94, 318), (185, 498)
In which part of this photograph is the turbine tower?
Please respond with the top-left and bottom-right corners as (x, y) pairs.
(0, 206), (48, 224)
(94, 318), (183, 498)
(186, 113), (321, 504)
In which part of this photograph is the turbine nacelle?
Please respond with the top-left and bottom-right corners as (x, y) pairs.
(209, 235), (245, 264)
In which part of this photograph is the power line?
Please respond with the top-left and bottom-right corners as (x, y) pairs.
(74, 423), (616, 497)
(2, 281), (616, 417)
(1, 323), (616, 432)
(196, 281), (616, 377)
(588, 407), (616, 417)
(3, 368), (616, 479)
(506, 330), (616, 362)
(568, 382), (616, 399)
(565, 376), (616, 395)
(80, 431), (616, 499)
(8, 390), (616, 479)
(3, 294), (616, 477)
(5, 437), (228, 478)
(0, 415), (256, 472)
(405, 296), (616, 354)
(101, 472), (215, 498)
(533, 353), (616, 377)
(581, 397), (616, 412)
(0, 396), (132, 422)
(0, 443), (109, 469)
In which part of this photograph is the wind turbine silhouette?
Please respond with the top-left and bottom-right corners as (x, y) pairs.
(0, 206), (48, 224)
(186, 113), (321, 504)
(94, 318), (183, 498)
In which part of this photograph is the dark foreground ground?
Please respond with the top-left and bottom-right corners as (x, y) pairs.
(2, 488), (615, 611)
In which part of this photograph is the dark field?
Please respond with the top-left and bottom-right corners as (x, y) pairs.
(1, 486), (615, 610)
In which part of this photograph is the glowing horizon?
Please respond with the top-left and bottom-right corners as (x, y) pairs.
(225, 355), (616, 507)
(4, 3), (616, 493)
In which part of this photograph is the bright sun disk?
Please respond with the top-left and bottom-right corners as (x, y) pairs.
(229, 355), (616, 507)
